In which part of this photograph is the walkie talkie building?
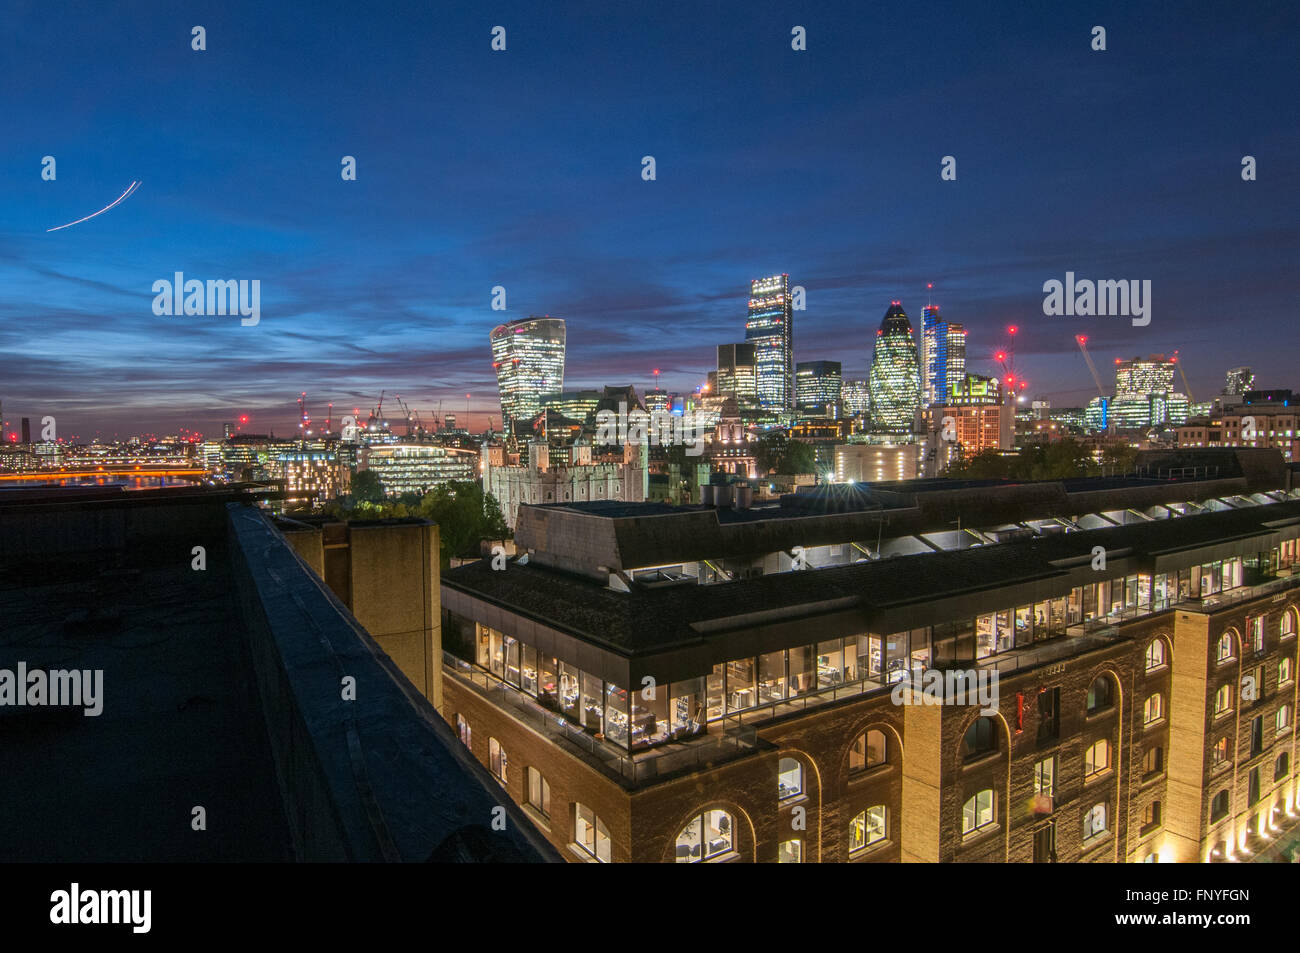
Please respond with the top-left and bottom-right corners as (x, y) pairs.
(491, 316), (567, 436)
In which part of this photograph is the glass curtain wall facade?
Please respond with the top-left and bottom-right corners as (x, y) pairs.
(868, 303), (922, 434)
(452, 555), (1262, 757)
(490, 316), (567, 435)
(745, 275), (794, 410)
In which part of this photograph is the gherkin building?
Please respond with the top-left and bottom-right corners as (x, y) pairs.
(868, 302), (921, 434)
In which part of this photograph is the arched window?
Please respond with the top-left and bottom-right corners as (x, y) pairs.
(849, 729), (888, 772)
(675, 809), (733, 863)
(962, 717), (998, 760)
(961, 789), (995, 835)
(1143, 693), (1164, 725)
(1086, 675), (1114, 713)
(778, 757), (803, 800)
(1145, 639), (1166, 671)
(1281, 609), (1297, 640)
(1084, 739), (1110, 779)
(1210, 789), (1230, 823)
(1217, 631), (1236, 663)
(455, 714), (471, 747)
(849, 806), (888, 852)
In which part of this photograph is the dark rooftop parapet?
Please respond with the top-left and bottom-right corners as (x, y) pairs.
(227, 503), (560, 863)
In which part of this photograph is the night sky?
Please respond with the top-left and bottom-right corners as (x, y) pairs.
(2, 0), (1297, 439)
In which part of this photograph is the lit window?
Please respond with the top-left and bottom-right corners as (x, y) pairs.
(778, 757), (803, 800)
(1214, 683), (1233, 716)
(455, 713), (471, 748)
(1143, 693), (1164, 726)
(1084, 739), (1110, 779)
(1281, 657), (1294, 685)
(1145, 638), (1166, 671)
(1281, 610), (1297, 640)
(1248, 616), (1265, 653)
(1033, 757), (1055, 807)
(961, 789), (995, 835)
(489, 737), (508, 785)
(778, 839), (802, 863)
(1212, 736), (1229, 766)
(526, 767), (550, 819)
(1278, 705), (1293, 734)
(1082, 801), (1109, 841)
(575, 803), (611, 863)
(675, 809), (733, 863)
(850, 805), (888, 851)
(1217, 632), (1235, 662)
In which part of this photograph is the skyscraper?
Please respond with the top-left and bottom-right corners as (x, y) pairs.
(921, 306), (966, 409)
(716, 342), (758, 403)
(490, 316), (567, 436)
(795, 360), (842, 415)
(745, 275), (794, 409)
(841, 379), (870, 418)
(1225, 366), (1255, 396)
(868, 302), (921, 434)
(945, 323), (966, 403)
(920, 305), (946, 408)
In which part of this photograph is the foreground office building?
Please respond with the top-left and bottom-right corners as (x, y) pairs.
(440, 449), (1300, 862)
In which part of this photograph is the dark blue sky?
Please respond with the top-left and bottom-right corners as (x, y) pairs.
(2, 0), (1297, 438)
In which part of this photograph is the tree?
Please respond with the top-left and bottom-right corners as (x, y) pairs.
(755, 431), (817, 475)
(350, 469), (386, 503)
(419, 481), (510, 567)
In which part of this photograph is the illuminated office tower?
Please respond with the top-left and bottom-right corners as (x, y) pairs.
(868, 302), (922, 434)
(796, 361), (842, 415)
(716, 343), (758, 403)
(745, 275), (794, 409)
(491, 316), (567, 436)
(1225, 366), (1254, 397)
(842, 379), (870, 418)
(1109, 354), (1190, 428)
(1115, 355), (1176, 401)
(945, 324), (966, 403)
(920, 306), (946, 408)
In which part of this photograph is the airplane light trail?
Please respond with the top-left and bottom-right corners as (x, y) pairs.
(46, 180), (140, 232)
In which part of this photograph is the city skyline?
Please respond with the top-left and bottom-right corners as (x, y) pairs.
(3, 0), (1297, 438)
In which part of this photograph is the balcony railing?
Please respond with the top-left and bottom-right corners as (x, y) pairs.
(443, 653), (759, 786)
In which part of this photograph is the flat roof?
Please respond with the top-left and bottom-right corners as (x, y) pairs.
(445, 498), (1300, 662)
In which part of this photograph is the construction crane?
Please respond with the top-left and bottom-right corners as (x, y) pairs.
(394, 394), (421, 438)
(993, 325), (1029, 401)
(1075, 336), (1106, 398)
(1171, 350), (1194, 404)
